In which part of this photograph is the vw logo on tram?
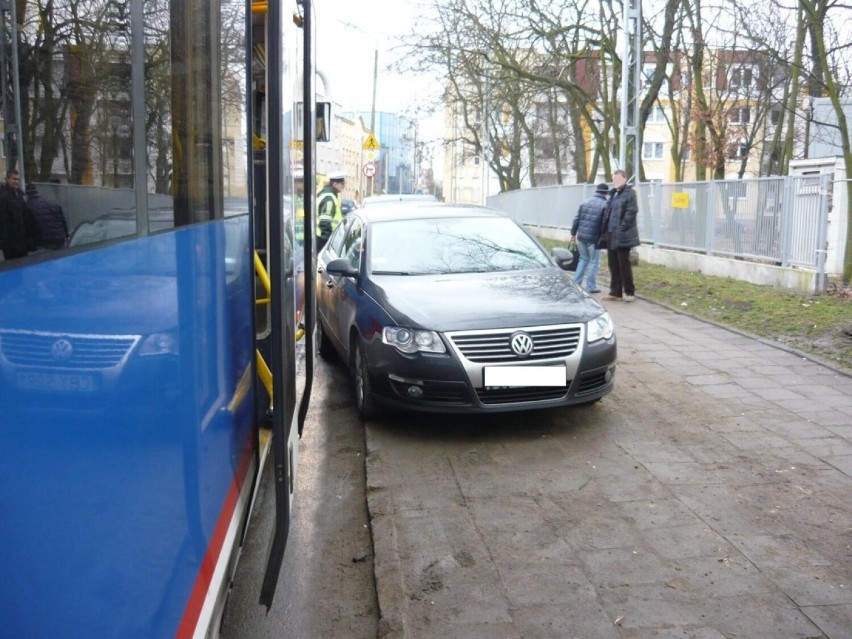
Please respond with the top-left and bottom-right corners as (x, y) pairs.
(510, 332), (534, 357)
(50, 339), (74, 361)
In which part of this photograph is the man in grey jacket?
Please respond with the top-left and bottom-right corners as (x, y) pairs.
(600, 170), (640, 302)
(569, 182), (609, 293)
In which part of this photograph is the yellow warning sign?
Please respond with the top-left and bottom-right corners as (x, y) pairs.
(672, 192), (690, 209)
(362, 133), (380, 151)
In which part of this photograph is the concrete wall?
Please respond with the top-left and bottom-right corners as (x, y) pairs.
(633, 245), (820, 292)
(530, 225), (822, 294)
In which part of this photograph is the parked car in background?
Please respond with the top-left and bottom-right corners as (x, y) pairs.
(360, 193), (438, 207)
(341, 198), (357, 216)
(315, 203), (617, 419)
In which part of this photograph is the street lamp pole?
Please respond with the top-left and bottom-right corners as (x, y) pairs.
(369, 48), (377, 196)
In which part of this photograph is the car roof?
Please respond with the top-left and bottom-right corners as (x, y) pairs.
(351, 202), (509, 223)
(360, 194), (438, 207)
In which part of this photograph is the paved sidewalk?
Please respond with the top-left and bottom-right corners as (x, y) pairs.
(365, 298), (852, 639)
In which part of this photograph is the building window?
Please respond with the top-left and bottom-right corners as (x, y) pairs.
(728, 107), (751, 123)
(640, 63), (656, 91)
(647, 105), (666, 124)
(729, 66), (754, 89)
(770, 108), (781, 125)
(642, 141), (664, 159)
(726, 142), (748, 160)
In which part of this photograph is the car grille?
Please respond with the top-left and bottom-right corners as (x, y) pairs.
(0, 330), (139, 369)
(447, 325), (582, 363)
(476, 386), (568, 404)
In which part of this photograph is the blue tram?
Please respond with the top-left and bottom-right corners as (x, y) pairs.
(0, 0), (319, 636)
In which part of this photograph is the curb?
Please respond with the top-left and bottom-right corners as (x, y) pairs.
(364, 426), (407, 639)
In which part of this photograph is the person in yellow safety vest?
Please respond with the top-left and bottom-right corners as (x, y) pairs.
(316, 170), (346, 251)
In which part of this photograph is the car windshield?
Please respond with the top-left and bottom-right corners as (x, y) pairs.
(369, 216), (550, 275)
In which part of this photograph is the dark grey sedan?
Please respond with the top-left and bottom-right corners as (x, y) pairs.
(316, 204), (617, 419)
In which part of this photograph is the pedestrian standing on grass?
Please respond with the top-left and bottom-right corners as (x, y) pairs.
(600, 169), (640, 302)
(569, 182), (609, 293)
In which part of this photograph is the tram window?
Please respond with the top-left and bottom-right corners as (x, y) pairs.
(0, 2), (138, 255)
(0, 0), (250, 259)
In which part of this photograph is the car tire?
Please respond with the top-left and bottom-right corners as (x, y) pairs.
(317, 320), (336, 361)
(353, 340), (380, 421)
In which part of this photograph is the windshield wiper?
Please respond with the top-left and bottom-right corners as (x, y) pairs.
(372, 270), (416, 275)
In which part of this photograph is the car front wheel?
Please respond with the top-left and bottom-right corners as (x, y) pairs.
(353, 340), (380, 421)
(317, 319), (336, 361)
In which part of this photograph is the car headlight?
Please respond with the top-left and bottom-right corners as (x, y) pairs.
(586, 312), (614, 343)
(139, 332), (180, 356)
(382, 327), (446, 354)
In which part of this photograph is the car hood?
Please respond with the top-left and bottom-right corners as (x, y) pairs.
(367, 268), (605, 331)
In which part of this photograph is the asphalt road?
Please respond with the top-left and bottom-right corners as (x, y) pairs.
(219, 358), (379, 639)
(222, 295), (852, 639)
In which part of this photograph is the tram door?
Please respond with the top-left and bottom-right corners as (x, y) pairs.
(251, 0), (320, 608)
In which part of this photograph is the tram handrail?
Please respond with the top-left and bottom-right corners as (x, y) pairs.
(256, 349), (273, 401)
(254, 251), (271, 306)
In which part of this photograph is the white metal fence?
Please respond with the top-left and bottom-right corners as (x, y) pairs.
(488, 175), (834, 278)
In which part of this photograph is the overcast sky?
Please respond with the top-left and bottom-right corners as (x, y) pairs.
(315, 0), (425, 113)
(314, 0), (446, 175)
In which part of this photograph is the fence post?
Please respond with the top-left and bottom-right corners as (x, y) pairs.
(780, 176), (795, 267)
(652, 181), (661, 248)
(814, 173), (831, 293)
(705, 180), (716, 255)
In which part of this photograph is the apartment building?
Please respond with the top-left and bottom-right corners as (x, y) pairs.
(443, 47), (802, 195)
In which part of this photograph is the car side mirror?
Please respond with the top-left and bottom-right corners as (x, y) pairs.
(551, 246), (574, 271)
(325, 257), (359, 279)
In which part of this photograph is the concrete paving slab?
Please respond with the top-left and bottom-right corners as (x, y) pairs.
(801, 604), (852, 639)
(696, 593), (825, 638)
(364, 298), (852, 638)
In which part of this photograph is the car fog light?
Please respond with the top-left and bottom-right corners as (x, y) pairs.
(407, 385), (424, 399)
(605, 368), (614, 382)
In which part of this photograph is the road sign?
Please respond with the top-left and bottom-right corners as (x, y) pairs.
(362, 133), (380, 151)
(365, 149), (377, 162)
(363, 163), (377, 178)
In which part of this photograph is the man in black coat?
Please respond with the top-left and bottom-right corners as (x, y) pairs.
(0, 169), (38, 260)
(26, 183), (69, 250)
(600, 169), (640, 302)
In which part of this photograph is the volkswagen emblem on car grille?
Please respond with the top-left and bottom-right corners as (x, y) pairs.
(510, 332), (534, 357)
(50, 339), (74, 361)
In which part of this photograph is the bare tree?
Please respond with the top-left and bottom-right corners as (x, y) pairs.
(799, 0), (852, 282)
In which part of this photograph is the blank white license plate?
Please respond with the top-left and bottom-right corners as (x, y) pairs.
(483, 366), (566, 388)
(17, 372), (97, 392)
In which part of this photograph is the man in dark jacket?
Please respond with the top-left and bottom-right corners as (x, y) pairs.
(0, 169), (38, 260)
(569, 182), (609, 293)
(600, 169), (640, 302)
(26, 183), (69, 250)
